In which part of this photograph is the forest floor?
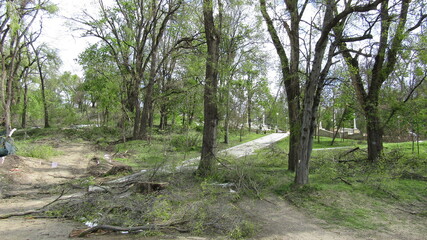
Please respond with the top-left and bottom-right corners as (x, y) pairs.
(0, 134), (424, 240)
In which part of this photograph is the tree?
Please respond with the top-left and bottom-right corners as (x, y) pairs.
(0, 0), (57, 134)
(80, 0), (182, 139)
(79, 43), (122, 125)
(215, 1), (265, 143)
(197, 0), (222, 177)
(260, 0), (383, 184)
(29, 43), (61, 128)
(335, 0), (427, 161)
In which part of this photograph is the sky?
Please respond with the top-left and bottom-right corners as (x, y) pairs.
(39, 0), (101, 76)
(38, 0), (281, 89)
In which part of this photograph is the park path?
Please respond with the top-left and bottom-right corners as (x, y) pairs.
(110, 132), (290, 183)
(179, 132), (289, 168)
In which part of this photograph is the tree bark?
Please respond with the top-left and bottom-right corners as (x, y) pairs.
(197, 0), (221, 177)
(365, 104), (383, 161)
(39, 65), (50, 128)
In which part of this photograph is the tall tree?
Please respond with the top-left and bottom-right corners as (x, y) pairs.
(260, 0), (383, 184)
(29, 43), (61, 128)
(0, 0), (56, 134)
(197, 0), (222, 177)
(335, 0), (426, 161)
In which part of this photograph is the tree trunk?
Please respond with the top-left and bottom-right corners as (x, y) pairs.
(247, 92), (252, 132)
(40, 73), (49, 128)
(32, 45), (50, 128)
(159, 105), (168, 130)
(197, 0), (220, 177)
(133, 102), (141, 139)
(287, 99), (300, 172)
(331, 107), (348, 146)
(139, 52), (156, 139)
(4, 75), (13, 135)
(335, 0), (410, 162)
(223, 81), (230, 144)
(365, 105), (383, 161)
(21, 82), (28, 129)
(260, 0), (301, 172)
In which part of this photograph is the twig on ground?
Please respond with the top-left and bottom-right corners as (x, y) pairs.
(334, 177), (353, 186)
(338, 147), (360, 159)
(0, 189), (65, 219)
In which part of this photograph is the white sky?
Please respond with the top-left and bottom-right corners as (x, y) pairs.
(38, 0), (101, 76)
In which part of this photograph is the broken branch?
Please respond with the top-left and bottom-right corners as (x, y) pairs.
(0, 190), (65, 219)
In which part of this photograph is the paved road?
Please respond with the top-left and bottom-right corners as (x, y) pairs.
(179, 132), (289, 169)
(219, 132), (289, 158)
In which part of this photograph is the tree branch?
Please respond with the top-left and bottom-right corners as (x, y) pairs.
(407, 14), (427, 32)
(382, 73), (427, 128)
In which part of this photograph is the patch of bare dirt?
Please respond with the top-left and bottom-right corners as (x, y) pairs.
(239, 195), (427, 240)
(0, 141), (97, 240)
(0, 143), (93, 188)
(238, 196), (358, 240)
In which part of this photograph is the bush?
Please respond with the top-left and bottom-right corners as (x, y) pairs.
(170, 133), (201, 151)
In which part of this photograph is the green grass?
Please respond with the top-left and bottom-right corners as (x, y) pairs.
(14, 141), (62, 159)
(112, 130), (265, 170)
(312, 136), (364, 149)
(384, 140), (427, 157)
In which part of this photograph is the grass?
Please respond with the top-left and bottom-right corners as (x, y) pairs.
(312, 136), (364, 149)
(14, 141), (62, 159)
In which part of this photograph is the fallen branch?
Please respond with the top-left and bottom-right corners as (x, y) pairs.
(338, 147), (360, 159)
(0, 190), (65, 219)
(336, 177), (352, 186)
(0, 210), (41, 219)
(72, 222), (189, 238)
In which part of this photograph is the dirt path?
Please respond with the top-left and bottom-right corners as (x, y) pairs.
(240, 196), (361, 240)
